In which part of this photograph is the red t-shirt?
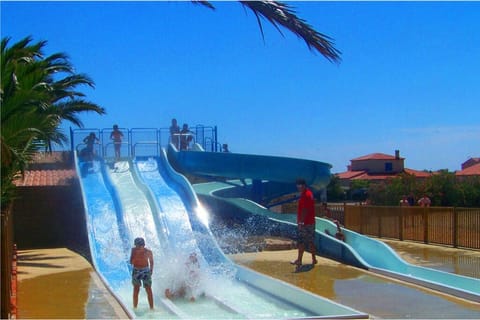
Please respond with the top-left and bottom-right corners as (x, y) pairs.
(297, 188), (315, 225)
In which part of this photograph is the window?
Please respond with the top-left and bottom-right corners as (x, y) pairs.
(385, 162), (393, 172)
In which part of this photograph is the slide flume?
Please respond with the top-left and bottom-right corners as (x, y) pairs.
(193, 182), (480, 303)
(165, 144), (479, 302)
(75, 151), (368, 319)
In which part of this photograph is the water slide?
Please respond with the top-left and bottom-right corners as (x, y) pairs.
(167, 145), (480, 303)
(74, 152), (368, 319)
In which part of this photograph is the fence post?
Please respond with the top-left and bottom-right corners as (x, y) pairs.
(399, 208), (404, 241)
(378, 208), (382, 238)
(214, 126), (218, 152)
(453, 207), (458, 248)
(359, 204), (365, 235)
(423, 208), (429, 244)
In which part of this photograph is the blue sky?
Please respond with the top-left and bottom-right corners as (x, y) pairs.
(2, 1), (479, 173)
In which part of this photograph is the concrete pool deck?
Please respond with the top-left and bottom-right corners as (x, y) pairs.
(16, 241), (480, 319)
(17, 248), (129, 319)
(230, 248), (480, 319)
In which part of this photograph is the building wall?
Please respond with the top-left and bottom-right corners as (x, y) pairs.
(351, 159), (404, 173)
(12, 182), (90, 261)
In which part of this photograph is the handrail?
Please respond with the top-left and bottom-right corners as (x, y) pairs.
(103, 142), (130, 159)
(75, 142), (102, 153)
(132, 141), (159, 157)
(204, 137), (222, 152)
(71, 126), (218, 157)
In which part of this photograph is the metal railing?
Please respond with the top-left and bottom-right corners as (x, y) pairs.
(70, 125), (218, 158)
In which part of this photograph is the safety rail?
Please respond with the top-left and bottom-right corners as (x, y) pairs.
(75, 142), (102, 156)
(70, 125), (218, 158)
(172, 132), (196, 150)
(132, 141), (159, 157)
(103, 141), (130, 159)
(204, 137), (222, 152)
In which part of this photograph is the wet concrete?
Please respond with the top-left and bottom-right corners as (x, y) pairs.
(17, 248), (128, 319)
(381, 239), (480, 279)
(16, 243), (480, 319)
(18, 269), (91, 319)
(230, 250), (480, 319)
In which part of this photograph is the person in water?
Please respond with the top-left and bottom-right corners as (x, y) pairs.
(130, 237), (154, 309)
(325, 220), (346, 242)
(165, 252), (203, 302)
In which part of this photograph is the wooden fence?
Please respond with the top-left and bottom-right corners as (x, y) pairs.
(343, 205), (480, 250)
(281, 202), (480, 250)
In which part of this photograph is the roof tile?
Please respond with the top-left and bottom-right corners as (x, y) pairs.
(456, 163), (480, 176)
(14, 169), (77, 187)
(351, 153), (404, 161)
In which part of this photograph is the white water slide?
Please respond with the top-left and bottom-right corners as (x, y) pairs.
(75, 150), (367, 319)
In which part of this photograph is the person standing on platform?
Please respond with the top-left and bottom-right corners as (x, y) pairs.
(179, 123), (193, 150)
(110, 124), (124, 159)
(81, 132), (99, 161)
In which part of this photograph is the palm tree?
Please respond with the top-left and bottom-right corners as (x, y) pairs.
(1, 36), (105, 203)
(194, 0), (341, 63)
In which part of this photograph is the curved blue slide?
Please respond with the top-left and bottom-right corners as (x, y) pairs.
(74, 151), (368, 319)
(168, 146), (480, 303)
(167, 144), (332, 192)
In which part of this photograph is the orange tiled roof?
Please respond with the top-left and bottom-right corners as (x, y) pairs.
(456, 163), (480, 176)
(336, 170), (367, 179)
(404, 168), (432, 178)
(350, 172), (397, 181)
(336, 168), (431, 181)
(461, 158), (480, 169)
(351, 153), (404, 161)
(13, 169), (77, 187)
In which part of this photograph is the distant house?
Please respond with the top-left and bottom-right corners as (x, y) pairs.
(461, 157), (480, 170)
(456, 158), (480, 177)
(336, 150), (431, 188)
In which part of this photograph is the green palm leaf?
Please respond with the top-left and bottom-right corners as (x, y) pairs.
(195, 1), (341, 63)
(1, 36), (105, 202)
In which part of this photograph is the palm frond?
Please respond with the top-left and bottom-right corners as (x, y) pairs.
(239, 1), (341, 63)
(192, 1), (215, 10)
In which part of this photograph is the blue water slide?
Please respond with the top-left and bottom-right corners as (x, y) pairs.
(76, 151), (368, 319)
(74, 155), (134, 318)
(133, 150), (369, 319)
(167, 144), (332, 191)
(167, 147), (480, 303)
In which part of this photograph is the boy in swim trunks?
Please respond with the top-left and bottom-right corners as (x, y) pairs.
(130, 237), (154, 309)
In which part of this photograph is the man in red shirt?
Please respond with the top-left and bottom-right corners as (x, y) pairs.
(291, 178), (318, 270)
